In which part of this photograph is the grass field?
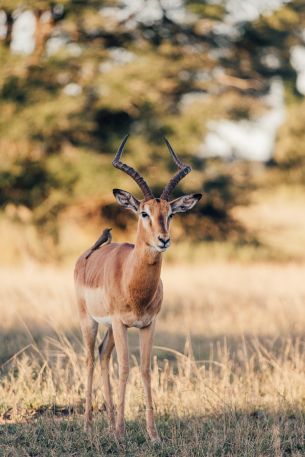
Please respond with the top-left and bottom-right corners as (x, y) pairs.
(1, 260), (305, 456)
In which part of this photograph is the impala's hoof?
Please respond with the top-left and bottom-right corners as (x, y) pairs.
(84, 421), (92, 433)
(151, 436), (161, 444)
(108, 419), (115, 431)
(115, 425), (125, 441)
(148, 429), (161, 443)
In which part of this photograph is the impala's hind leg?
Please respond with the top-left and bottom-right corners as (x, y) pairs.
(99, 327), (115, 429)
(79, 303), (98, 432)
(112, 317), (129, 440)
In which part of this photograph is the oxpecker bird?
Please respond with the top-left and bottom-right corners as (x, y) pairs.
(85, 228), (112, 259)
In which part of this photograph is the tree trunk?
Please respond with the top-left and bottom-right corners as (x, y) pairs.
(34, 9), (54, 57)
(4, 11), (13, 47)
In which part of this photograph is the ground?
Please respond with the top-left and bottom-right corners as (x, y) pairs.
(1, 262), (305, 456)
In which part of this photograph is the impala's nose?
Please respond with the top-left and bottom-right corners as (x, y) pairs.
(158, 236), (170, 249)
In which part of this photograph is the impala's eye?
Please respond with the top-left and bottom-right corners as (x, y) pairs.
(168, 213), (174, 219)
(141, 212), (149, 218)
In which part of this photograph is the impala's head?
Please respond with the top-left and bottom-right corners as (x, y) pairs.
(112, 136), (202, 253)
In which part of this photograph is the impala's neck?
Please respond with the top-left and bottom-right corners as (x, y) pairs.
(125, 225), (162, 315)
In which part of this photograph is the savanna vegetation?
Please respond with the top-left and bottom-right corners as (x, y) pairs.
(1, 259), (305, 456)
(0, 0), (305, 262)
(1, 1), (305, 456)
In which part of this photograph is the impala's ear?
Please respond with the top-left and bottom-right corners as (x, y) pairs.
(170, 193), (202, 214)
(113, 189), (140, 214)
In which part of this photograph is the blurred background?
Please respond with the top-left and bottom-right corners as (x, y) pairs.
(2, 4), (305, 452)
(1, 0), (305, 265)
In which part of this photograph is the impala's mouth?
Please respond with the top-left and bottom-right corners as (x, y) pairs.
(146, 241), (171, 252)
(156, 240), (171, 252)
(156, 246), (168, 252)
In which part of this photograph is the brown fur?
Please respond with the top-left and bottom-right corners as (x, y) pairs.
(74, 198), (171, 442)
(74, 194), (200, 442)
(74, 199), (170, 321)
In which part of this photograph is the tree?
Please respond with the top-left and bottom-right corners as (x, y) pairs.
(1, 0), (303, 259)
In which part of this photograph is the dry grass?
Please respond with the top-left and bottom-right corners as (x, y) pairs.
(1, 262), (305, 456)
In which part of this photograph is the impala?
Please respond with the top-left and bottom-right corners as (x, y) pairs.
(74, 136), (202, 442)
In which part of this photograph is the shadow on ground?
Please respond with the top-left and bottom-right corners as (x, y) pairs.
(1, 408), (305, 456)
(1, 324), (305, 456)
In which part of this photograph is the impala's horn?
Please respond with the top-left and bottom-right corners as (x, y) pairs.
(160, 138), (192, 201)
(112, 135), (154, 201)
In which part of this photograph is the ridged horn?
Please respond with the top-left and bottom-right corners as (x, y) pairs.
(112, 135), (154, 201)
(160, 138), (192, 200)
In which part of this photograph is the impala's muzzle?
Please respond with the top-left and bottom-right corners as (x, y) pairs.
(157, 235), (171, 251)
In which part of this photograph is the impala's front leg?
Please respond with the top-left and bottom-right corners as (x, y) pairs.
(112, 317), (129, 440)
(139, 319), (160, 442)
(79, 308), (98, 432)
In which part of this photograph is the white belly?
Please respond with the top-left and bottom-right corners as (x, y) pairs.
(90, 316), (146, 328)
(81, 287), (153, 329)
(92, 315), (112, 326)
(80, 286), (112, 326)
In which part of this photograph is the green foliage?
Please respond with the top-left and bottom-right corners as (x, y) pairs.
(0, 159), (52, 208)
(0, 0), (304, 259)
(274, 99), (305, 176)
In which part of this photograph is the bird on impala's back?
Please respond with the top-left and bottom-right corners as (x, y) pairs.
(85, 228), (112, 259)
